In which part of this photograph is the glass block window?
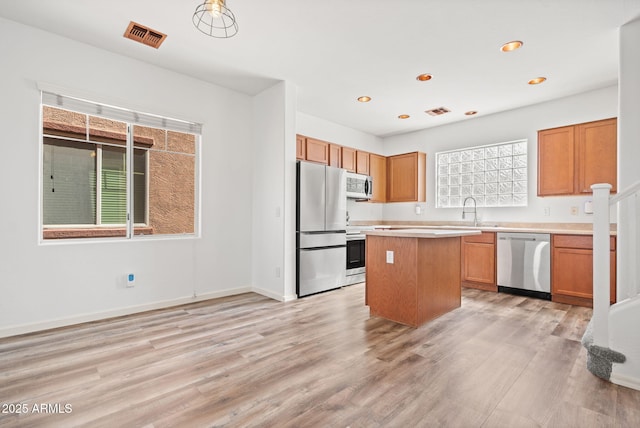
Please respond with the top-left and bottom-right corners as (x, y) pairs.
(436, 139), (527, 208)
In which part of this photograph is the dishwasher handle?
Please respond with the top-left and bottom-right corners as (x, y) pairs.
(499, 236), (540, 241)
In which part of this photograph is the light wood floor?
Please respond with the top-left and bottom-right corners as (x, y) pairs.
(1, 284), (639, 427)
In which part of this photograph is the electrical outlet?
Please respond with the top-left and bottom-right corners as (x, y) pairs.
(126, 273), (135, 287)
(275, 267), (281, 278)
(570, 206), (579, 216)
(544, 207), (550, 216)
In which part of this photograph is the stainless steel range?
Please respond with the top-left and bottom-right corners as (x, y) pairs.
(344, 226), (375, 285)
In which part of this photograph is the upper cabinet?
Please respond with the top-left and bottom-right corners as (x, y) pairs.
(329, 144), (342, 168)
(387, 152), (426, 202)
(538, 118), (617, 196)
(576, 118), (617, 194)
(538, 125), (575, 196)
(356, 151), (370, 175)
(296, 135), (425, 204)
(296, 135), (306, 160)
(369, 153), (387, 203)
(342, 147), (357, 172)
(305, 137), (330, 165)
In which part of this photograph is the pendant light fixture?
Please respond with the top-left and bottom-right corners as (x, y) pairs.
(193, 0), (238, 38)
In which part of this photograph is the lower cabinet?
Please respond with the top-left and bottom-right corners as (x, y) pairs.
(551, 234), (616, 307)
(461, 232), (496, 291)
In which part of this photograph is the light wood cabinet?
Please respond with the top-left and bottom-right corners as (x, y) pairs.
(551, 234), (616, 307)
(296, 135), (306, 160)
(342, 147), (356, 172)
(576, 118), (617, 193)
(305, 137), (329, 164)
(461, 232), (496, 291)
(538, 125), (575, 196)
(295, 135), (425, 206)
(369, 153), (387, 203)
(387, 152), (426, 202)
(366, 234), (462, 327)
(329, 144), (341, 168)
(538, 118), (616, 196)
(356, 150), (370, 175)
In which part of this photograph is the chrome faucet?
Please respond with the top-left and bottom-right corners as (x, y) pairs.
(462, 196), (478, 227)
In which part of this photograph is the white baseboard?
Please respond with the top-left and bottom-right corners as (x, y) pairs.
(0, 286), (254, 339)
(610, 372), (640, 391)
(251, 285), (297, 302)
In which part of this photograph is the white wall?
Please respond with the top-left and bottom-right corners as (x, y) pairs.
(0, 18), (254, 337)
(381, 86), (619, 224)
(252, 81), (297, 301)
(296, 112), (384, 153)
(617, 17), (640, 300)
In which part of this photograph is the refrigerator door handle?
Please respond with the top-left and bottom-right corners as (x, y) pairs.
(299, 245), (347, 251)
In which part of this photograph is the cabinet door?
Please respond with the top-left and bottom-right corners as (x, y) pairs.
(369, 153), (387, 203)
(329, 144), (342, 168)
(356, 151), (370, 175)
(296, 135), (306, 160)
(552, 247), (594, 300)
(342, 147), (356, 172)
(305, 138), (329, 164)
(576, 118), (617, 194)
(538, 126), (575, 196)
(461, 233), (496, 290)
(387, 152), (426, 202)
(551, 235), (616, 307)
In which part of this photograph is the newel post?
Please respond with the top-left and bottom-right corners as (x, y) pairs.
(591, 183), (612, 348)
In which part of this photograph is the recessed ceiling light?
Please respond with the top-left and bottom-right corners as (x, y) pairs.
(357, 96), (371, 102)
(416, 74), (433, 82)
(398, 114), (410, 119)
(500, 40), (523, 52)
(528, 77), (547, 85)
(465, 111), (478, 116)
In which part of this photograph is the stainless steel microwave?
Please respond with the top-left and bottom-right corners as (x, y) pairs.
(346, 172), (372, 200)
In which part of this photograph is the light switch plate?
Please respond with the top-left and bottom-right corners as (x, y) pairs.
(386, 250), (394, 264)
(584, 200), (593, 214)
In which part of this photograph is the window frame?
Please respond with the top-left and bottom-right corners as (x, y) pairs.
(42, 136), (150, 229)
(39, 91), (201, 244)
(435, 139), (528, 208)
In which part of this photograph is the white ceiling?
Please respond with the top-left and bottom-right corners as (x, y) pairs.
(1, 0), (639, 137)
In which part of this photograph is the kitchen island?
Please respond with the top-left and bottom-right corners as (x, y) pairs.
(364, 229), (481, 327)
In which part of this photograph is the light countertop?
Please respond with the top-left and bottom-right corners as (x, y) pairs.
(364, 228), (482, 238)
(352, 222), (617, 236)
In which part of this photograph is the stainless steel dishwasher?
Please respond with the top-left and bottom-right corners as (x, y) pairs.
(497, 232), (551, 300)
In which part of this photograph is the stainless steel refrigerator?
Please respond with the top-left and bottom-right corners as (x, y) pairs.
(296, 161), (347, 297)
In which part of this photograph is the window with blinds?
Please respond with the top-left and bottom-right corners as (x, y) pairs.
(41, 91), (200, 240)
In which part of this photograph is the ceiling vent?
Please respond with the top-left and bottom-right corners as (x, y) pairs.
(123, 21), (167, 49)
(425, 107), (451, 116)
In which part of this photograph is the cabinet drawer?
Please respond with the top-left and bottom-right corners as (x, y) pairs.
(462, 232), (495, 244)
(553, 234), (615, 251)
